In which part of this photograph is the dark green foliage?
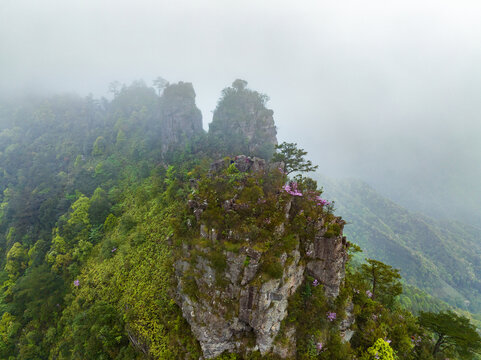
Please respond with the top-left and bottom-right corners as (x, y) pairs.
(209, 80), (277, 159)
(272, 142), (319, 175)
(89, 187), (111, 225)
(261, 256), (284, 279)
(0, 80), (474, 360)
(324, 223), (341, 238)
(361, 259), (402, 308)
(281, 277), (355, 359)
(65, 301), (130, 359)
(12, 265), (64, 322)
(208, 250), (228, 273)
(419, 310), (481, 358)
(319, 175), (481, 314)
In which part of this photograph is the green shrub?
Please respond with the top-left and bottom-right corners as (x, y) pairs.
(324, 223), (341, 238)
(261, 257), (284, 279)
(360, 338), (397, 360)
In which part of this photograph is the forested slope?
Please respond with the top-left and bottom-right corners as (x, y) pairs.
(319, 175), (481, 313)
(0, 80), (478, 359)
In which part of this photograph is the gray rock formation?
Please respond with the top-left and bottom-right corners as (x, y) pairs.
(175, 156), (349, 359)
(209, 155), (282, 175)
(175, 245), (305, 358)
(208, 80), (277, 158)
(159, 82), (203, 152)
(305, 221), (349, 298)
(175, 229), (348, 358)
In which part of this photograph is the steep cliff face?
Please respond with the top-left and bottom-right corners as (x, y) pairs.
(159, 82), (203, 152)
(174, 156), (349, 359)
(208, 80), (278, 159)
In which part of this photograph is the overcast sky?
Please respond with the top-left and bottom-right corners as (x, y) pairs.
(1, 0), (481, 222)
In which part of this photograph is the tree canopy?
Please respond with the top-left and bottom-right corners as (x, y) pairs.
(419, 310), (481, 358)
(272, 142), (319, 175)
(361, 258), (402, 308)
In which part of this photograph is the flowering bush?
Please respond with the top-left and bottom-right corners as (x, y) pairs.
(315, 195), (330, 206)
(282, 182), (331, 207)
(282, 182), (303, 197)
(327, 311), (337, 322)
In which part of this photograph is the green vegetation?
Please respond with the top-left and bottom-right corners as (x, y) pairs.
(208, 79), (277, 159)
(318, 175), (481, 314)
(360, 339), (397, 360)
(419, 310), (481, 358)
(0, 79), (477, 359)
(272, 142), (319, 175)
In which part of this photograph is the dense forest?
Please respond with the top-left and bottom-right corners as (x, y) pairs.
(319, 175), (481, 314)
(0, 79), (479, 359)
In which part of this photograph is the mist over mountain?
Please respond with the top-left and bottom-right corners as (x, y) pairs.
(2, 0), (481, 227)
(0, 77), (479, 358)
(1, 1), (481, 358)
(318, 174), (481, 313)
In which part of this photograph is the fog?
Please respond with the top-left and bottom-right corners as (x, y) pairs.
(2, 0), (481, 224)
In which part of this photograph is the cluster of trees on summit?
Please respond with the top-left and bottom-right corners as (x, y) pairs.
(0, 79), (478, 359)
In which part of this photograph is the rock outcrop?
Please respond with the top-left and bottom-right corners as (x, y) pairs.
(175, 246), (304, 358)
(174, 156), (349, 359)
(209, 155), (276, 174)
(175, 223), (348, 358)
(208, 80), (277, 159)
(159, 82), (203, 152)
(305, 219), (348, 298)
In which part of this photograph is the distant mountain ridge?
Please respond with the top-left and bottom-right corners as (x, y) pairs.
(317, 174), (481, 313)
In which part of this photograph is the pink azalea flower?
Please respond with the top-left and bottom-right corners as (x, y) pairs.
(327, 311), (337, 322)
(283, 182), (303, 197)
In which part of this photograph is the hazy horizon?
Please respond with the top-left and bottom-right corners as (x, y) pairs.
(2, 0), (481, 224)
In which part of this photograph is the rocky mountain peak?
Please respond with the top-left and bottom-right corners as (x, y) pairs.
(159, 81), (204, 152)
(174, 156), (349, 358)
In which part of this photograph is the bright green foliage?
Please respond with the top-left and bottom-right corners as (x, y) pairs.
(419, 310), (481, 358)
(272, 142), (319, 175)
(27, 240), (49, 267)
(361, 338), (397, 360)
(5, 243), (27, 280)
(346, 258), (424, 360)
(0, 80), (476, 360)
(0, 312), (20, 357)
(47, 195), (93, 275)
(63, 195), (91, 241)
(52, 180), (201, 359)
